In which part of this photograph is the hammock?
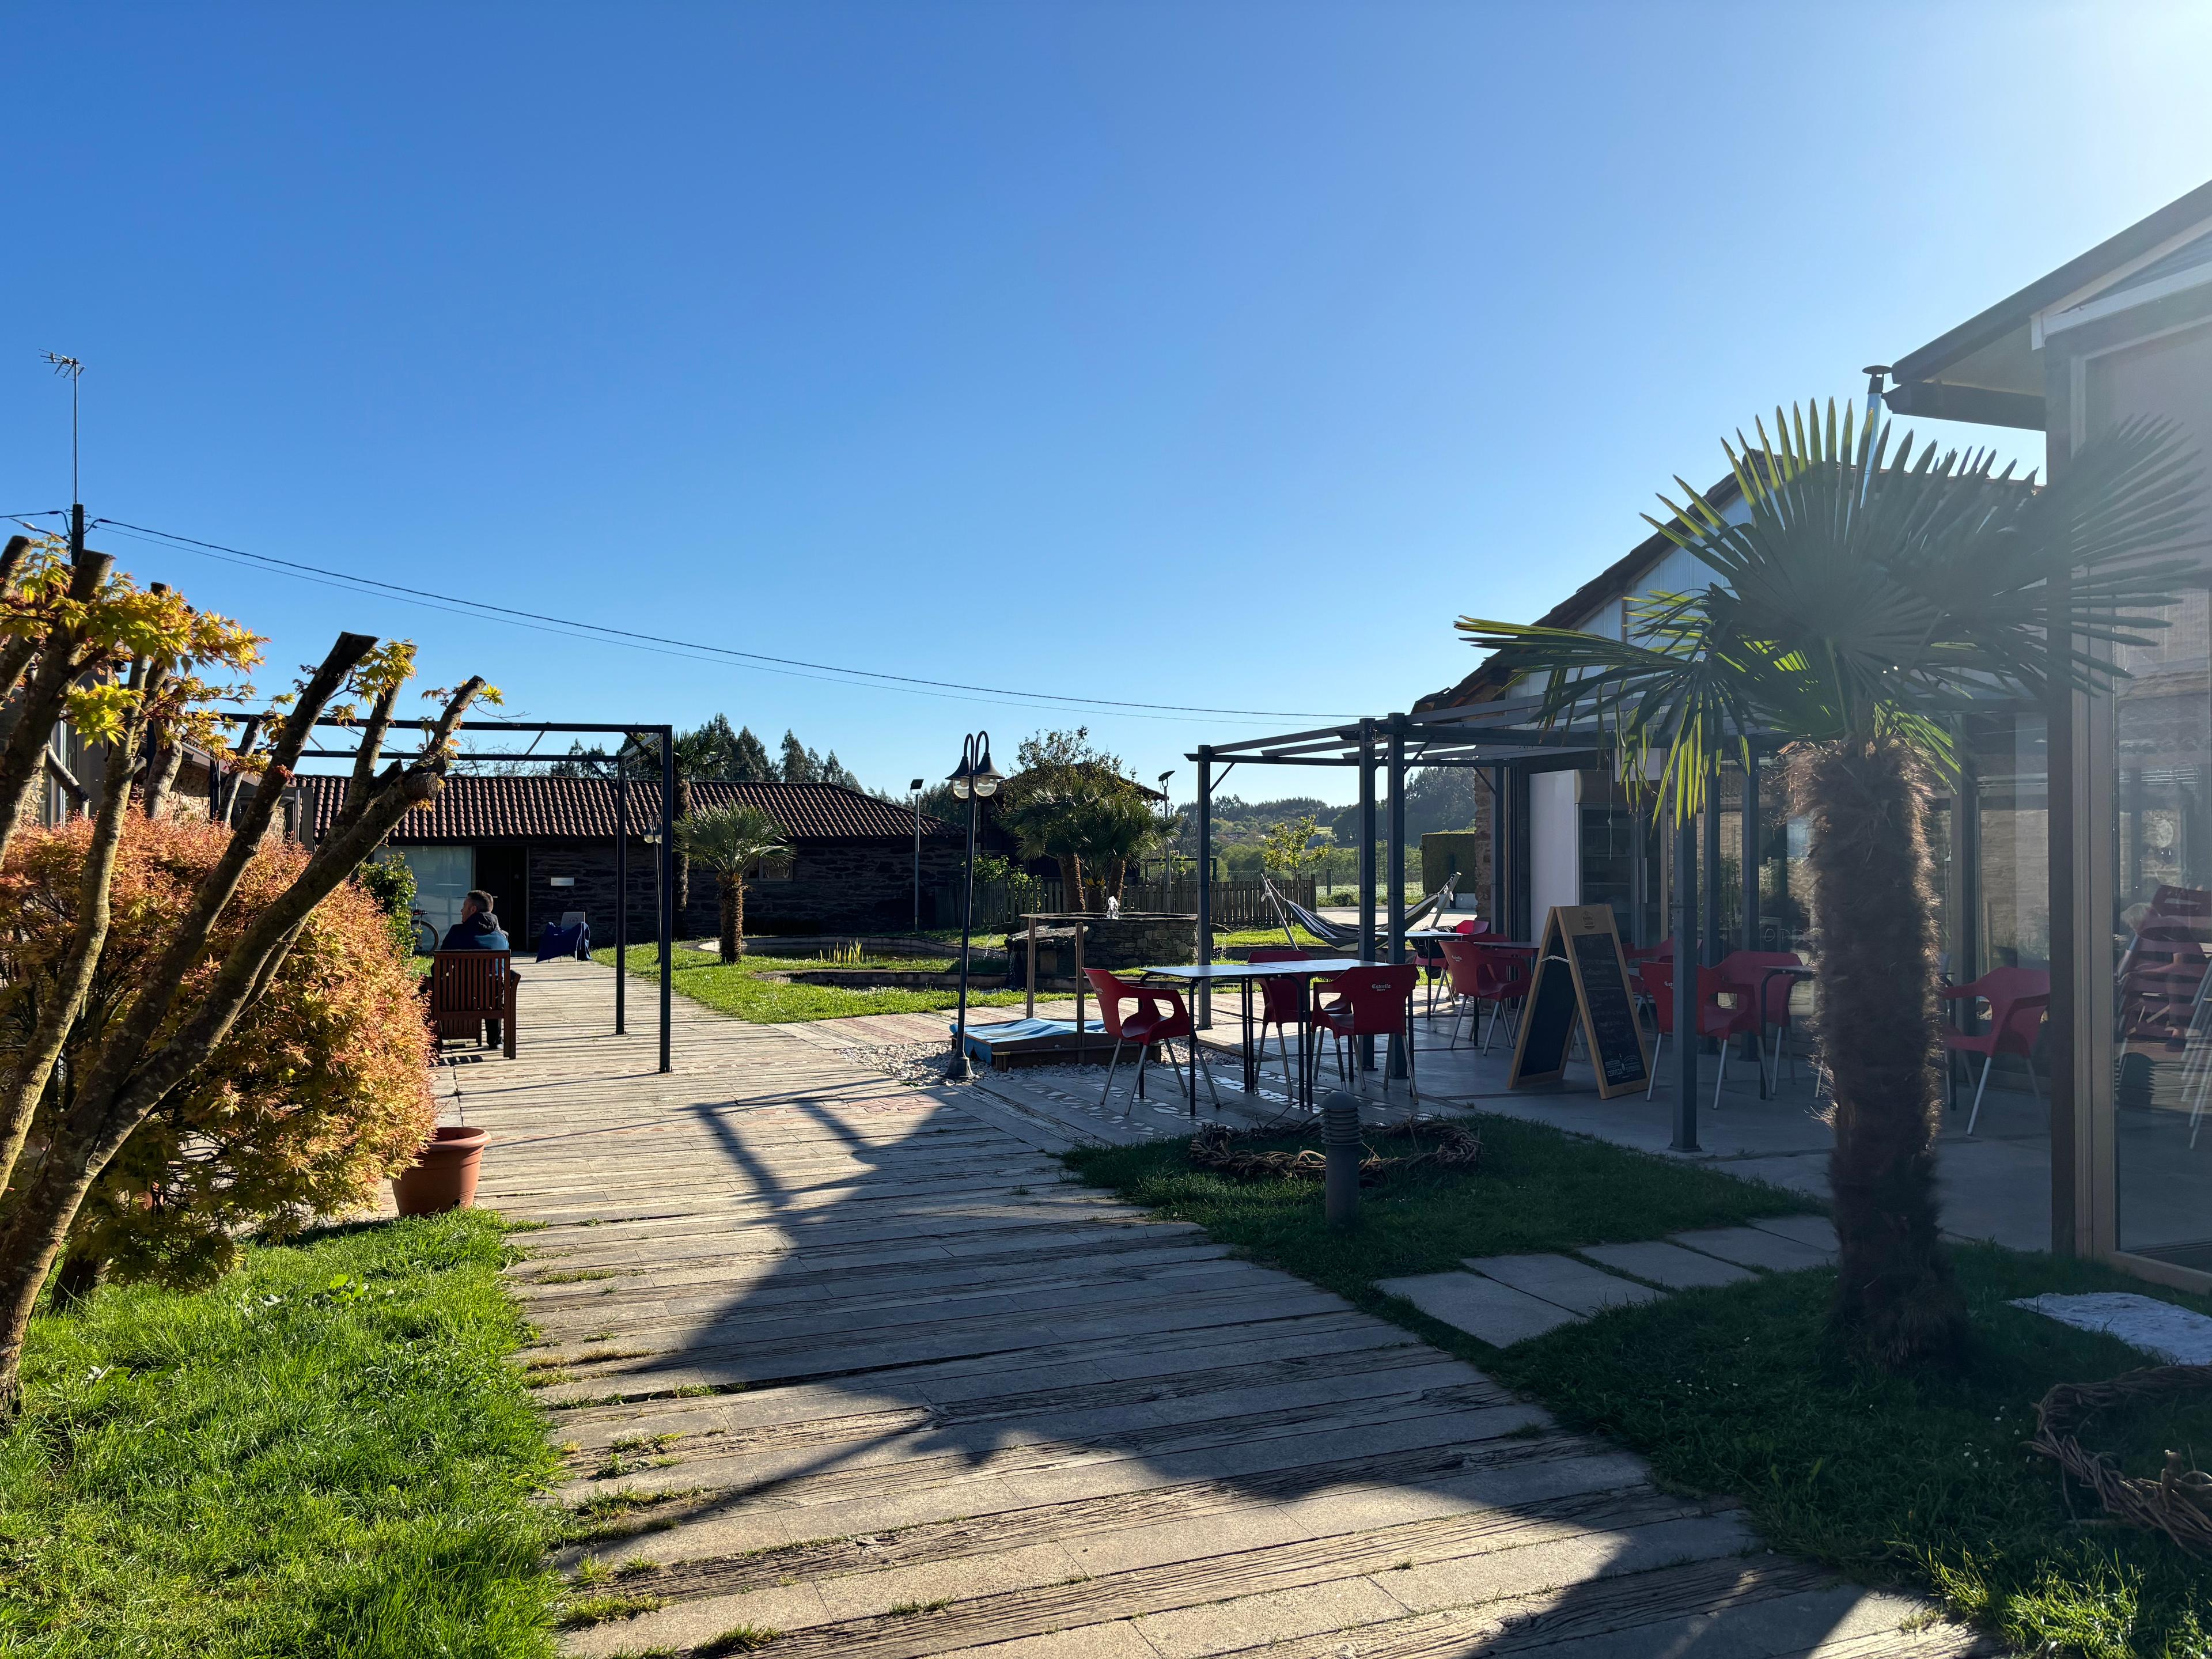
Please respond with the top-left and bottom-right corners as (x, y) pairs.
(1261, 874), (1457, 951)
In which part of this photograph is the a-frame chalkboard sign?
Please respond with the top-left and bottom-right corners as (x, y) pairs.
(1506, 904), (1652, 1099)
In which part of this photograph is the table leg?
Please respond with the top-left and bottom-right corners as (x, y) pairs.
(1243, 977), (1257, 1096)
(1298, 978), (1313, 1111)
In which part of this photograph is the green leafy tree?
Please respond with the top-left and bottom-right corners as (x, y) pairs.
(1257, 813), (1325, 878)
(1461, 403), (2198, 1369)
(996, 729), (1174, 912)
(356, 852), (419, 960)
(731, 725), (775, 781)
(778, 731), (819, 783)
(676, 803), (791, 961)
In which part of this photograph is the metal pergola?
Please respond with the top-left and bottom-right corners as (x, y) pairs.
(1185, 696), (1774, 1153)
(217, 717), (681, 1074)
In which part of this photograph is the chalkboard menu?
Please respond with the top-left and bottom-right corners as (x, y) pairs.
(1506, 906), (1652, 1099)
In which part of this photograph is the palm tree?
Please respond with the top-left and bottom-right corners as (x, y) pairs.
(676, 804), (791, 962)
(1461, 403), (2197, 1369)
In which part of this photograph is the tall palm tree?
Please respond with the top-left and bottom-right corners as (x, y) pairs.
(676, 804), (791, 962)
(1461, 403), (2197, 1368)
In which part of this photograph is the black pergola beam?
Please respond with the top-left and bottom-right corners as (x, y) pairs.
(264, 714), (677, 1074)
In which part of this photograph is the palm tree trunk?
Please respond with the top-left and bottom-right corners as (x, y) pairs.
(719, 876), (739, 964)
(1796, 737), (1967, 1368)
(1055, 855), (1082, 913)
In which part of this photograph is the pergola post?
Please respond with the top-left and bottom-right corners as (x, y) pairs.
(1740, 746), (1762, 1058)
(1357, 719), (1377, 965)
(658, 727), (675, 1075)
(1487, 764), (1508, 927)
(1703, 775), (1722, 965)
(1672, 804), (1700, 1151)
(1386, 714), (1408, 1079)
(615, 771), (628, 1035)
(1741, 747), (1760, 952)
(1195, 746), (1214, 1029)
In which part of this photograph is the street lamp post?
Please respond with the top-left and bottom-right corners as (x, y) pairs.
(945, 732), (1003, 1082)
(910, 777), (926, 932)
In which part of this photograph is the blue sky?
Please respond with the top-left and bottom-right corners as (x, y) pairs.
(3, 3), (2209, 802)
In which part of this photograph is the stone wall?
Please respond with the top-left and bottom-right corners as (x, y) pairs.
(1003, 914), (1199, 986)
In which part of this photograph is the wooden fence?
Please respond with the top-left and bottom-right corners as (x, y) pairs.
(929, 874), (1313, 933)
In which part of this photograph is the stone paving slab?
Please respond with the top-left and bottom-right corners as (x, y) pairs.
(1749, 1212), (1841, 1252)
(1374, 1270), (1583, 1346)
(1463, 1252), (1665, 1316)
(1671, 1225), (1835, 1272)
(1579, 1238), (1756, 1290)
(2012, 1291), (2212, 1363)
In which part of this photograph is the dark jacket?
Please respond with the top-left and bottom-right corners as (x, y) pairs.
(440, 912), (512, 952)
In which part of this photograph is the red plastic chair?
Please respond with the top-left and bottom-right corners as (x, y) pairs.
(1308, 963), (1421, 1099)
(1084, 968), (1219, 1115)
(1639, 959), (1760, 1109)
(1438, 934), (1488, 1049)
(1246, 946), (1312, 1075)
(1717, 949), (1807, 1082)
(1940, 967), (2049, 1136)
(1471, 944), (1535, 1054)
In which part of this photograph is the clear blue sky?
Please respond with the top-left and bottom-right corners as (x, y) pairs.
(4, 4), (2208, 803)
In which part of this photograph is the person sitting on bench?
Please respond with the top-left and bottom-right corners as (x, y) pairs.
(439, 890), (512, 1046)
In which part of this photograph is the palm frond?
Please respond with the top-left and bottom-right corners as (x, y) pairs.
(1455, 402), (2203, 820)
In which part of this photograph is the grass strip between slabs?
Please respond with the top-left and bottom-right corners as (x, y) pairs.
(0, 1209), (565, 1658)
(1064, 1117), (2212, 1659)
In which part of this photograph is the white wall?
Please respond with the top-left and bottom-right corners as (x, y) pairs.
(1529, 770), (1580, 926)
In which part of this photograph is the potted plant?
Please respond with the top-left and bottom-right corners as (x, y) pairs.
(392, 1123), (488, 1215)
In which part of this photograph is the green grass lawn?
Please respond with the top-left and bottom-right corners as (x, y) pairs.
(1494, 1250), (2212, 1659)
(594, 941), (1032, 1024)
(1065, 1120), (2212, 1658)
(0, 1210), (562, 1657)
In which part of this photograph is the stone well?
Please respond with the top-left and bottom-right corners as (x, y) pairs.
(1003, 913), (1197, 988)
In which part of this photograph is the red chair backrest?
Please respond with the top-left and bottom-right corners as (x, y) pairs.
(1959, 967), (2050, 1054)
(1716, 950), (1805, 1026)
(1438, 934), (1486, 997)
(1247, 947), (1312, 1022)
(2150, 884), (2212, 919)
(1640, 959), (1746, 1035)
(1473, 944), (1532, 999)
(1316, 964), (1419, 1036)
(1083, 968), (1149, 1040)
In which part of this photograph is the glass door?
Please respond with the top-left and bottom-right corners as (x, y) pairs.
(402, 846), (475, 947)
(2111, 591), (2212, 1270)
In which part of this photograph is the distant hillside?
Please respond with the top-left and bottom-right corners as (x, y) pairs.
(1169, 770), (1484, 855)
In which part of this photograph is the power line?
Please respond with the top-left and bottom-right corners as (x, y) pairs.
(92, 516), (1347, 724)
(88, 522), (1213, 725)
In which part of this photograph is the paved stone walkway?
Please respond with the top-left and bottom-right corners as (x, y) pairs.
(444, 960), (1990, 1658)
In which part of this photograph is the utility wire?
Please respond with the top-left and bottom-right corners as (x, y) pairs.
(90, 522), (1195, 724)
(92, 516), (1346, 725)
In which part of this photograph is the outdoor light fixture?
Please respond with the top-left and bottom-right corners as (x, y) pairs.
(910, 778), (926, 931)
(947, 738), (1003, 801)
(945, 731), (996, 1081)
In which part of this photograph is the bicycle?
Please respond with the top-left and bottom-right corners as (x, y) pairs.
(410, 909), (440, 955)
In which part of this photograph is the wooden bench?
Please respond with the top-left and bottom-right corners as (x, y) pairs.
(426, 950), (521, 1058)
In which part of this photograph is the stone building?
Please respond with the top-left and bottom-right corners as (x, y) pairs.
(294, 775), (974, 944)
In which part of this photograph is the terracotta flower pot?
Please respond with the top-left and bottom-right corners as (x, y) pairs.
(392, 1124), (488, 1216)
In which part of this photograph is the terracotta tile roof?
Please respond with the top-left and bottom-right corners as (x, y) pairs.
(297, 774), (960, 844)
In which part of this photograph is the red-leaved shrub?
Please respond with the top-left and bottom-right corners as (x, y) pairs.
(0, 817), (434, 1289)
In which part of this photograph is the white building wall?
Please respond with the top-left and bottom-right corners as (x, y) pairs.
(1529, 770), (1580, 925)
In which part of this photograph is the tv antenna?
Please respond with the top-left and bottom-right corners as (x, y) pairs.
(42, 353), (84, 505)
